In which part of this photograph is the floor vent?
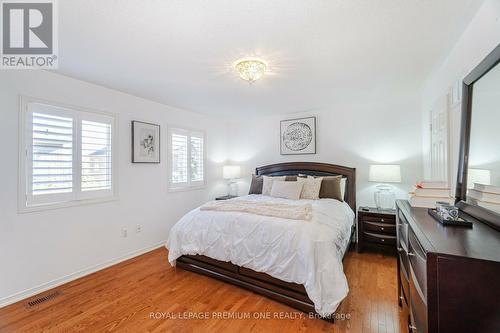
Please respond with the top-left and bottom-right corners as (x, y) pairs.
(27, 291), (61, 308)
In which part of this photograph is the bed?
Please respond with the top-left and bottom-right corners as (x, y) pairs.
(166, 162), (356, 318)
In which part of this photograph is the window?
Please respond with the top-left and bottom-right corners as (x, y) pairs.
(20, 97), (117, 211)
(168, 128), (205, 190)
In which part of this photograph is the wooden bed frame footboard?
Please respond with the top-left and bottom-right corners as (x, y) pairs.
(175, 162), (357, 319)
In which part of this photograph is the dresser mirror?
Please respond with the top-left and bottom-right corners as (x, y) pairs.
(456, 43), (500, 231)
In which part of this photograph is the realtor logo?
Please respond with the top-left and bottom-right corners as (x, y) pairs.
(1, 0), (58, 69)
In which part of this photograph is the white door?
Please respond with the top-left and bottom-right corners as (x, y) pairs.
(430, 94), (449, 182)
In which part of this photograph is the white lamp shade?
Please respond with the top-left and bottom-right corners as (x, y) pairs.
(369, 164), (401, 183)
(223, 165), (241, 179)
(467, 168), (491, 189)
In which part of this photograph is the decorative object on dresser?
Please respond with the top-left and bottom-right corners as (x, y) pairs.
(467, 183), (500, 214)
(280, 116), (316, 155)
(409, 180), (454, 208)
(131, 121), (160, 163)
(466, 168), (491, 189)
(368, 164), (401, 209)
(357, 207), (396, 253)
(215, 195), (238, 200)
(222, 165), (241, 196)
(396, 200), (500, 333)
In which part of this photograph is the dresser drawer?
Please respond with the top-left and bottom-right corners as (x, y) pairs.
(409, 265), (428, 333)
(363, 231), (396, 246)
(399, 264), (409, 304)
(364, 221), (396, 234)
(397, 210), (409, 248)
(364, 215), (395, 224)
(408, 228), (427, 299)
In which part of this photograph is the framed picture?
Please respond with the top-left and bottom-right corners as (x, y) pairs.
(132, 121), (160, 163)
(280, 116), (316, 155)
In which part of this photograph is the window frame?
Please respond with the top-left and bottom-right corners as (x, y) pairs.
(167, 126), (206, 192)
(18, 96), (119, 213)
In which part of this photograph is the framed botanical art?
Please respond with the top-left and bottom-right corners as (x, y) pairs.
(280, 116), (316, 155)
(132, 121), (160, 163)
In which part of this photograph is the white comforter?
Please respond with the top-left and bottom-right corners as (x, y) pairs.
(166, 194), (355, 316)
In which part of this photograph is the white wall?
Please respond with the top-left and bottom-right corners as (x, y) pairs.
(226, 96), (423, 208)
(0, 70), (228, 306)
(421, 0), (500, 187)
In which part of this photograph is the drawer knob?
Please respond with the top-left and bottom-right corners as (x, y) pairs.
(381, 239), (385, 242)
(381, 218), (385, 222)
(381, 227), (385, 230)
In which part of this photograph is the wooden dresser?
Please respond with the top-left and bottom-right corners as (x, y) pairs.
(396, 200), (500, 333)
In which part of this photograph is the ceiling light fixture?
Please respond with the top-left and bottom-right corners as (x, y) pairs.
(234, 58), (267, 83)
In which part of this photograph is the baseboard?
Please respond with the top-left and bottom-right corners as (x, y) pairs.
(0, 241), (167, 308)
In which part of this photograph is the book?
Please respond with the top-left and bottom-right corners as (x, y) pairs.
(468, 198), (500, 214)
(417, 181), (449, 189)
(468, 189), (500, 204)
(409, 195), (454, 208)
(413, 187), (451, 197)
(473, 183), (500, 195)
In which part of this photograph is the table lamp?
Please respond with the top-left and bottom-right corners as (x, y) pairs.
(223, 165), (241, 196)
(369, 164), (401, 210)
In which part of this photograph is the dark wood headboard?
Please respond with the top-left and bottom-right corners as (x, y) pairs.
(255, 162), (356, 211)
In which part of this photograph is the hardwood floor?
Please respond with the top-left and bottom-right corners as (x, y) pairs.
(0, 248), (406, 333)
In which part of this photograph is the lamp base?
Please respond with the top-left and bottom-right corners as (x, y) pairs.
(374, 185), (396, 210)
(226, 180), (236, 196)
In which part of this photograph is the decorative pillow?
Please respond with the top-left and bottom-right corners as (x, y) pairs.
(270, 181), (304, 200)
(248, 174), (263, 194)
(296, 176), (323, 199)
(319, 175), (343, 201)
(262, 176), (286, 195)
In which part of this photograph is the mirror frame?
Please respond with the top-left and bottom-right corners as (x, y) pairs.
(456, 43), (500, 231)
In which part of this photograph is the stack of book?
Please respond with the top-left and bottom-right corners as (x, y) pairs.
(468, 183), (500, 214)
(409, 181), (454, 208)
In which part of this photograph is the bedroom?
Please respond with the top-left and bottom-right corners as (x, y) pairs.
(0, 0), (499, 332)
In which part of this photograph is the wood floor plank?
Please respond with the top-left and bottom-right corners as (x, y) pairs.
(0, 248), (405, 333)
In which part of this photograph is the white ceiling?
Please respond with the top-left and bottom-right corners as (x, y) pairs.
(56, 0), (484, 116)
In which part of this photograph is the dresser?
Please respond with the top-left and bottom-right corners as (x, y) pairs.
(396, 200), (500, 333)
(357, 207), (396, 253)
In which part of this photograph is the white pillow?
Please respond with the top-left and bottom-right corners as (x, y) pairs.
(299, 174), (347, 200)
(296, 176), (323, 199)
(262, 176), (286, 195)
(270, 181), (304, 200)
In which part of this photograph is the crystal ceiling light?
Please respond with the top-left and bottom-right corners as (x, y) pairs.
(234, 58), (268, 83)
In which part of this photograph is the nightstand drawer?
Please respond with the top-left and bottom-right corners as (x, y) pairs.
(363, 231), (396, 246)
(363, 221), (396, 234)
(364, 215), (395, 224)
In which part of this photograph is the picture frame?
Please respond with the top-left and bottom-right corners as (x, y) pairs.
(280, 116), (316, 155)
(131, 121), (160, 163)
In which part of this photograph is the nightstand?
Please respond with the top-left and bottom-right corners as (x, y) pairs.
(215, 195), (238, 200)
(357, 207), (396, 253)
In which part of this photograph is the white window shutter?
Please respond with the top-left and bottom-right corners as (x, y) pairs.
(22, 98), (116, 209)
(169, 128), (205, 190)
(171, 131), (188, 185)
(80, 119), (113, 195)
(29, 111), (74, 205)
(190, 133), (204, 184)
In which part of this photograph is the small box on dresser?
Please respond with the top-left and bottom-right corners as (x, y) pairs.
(357, 207), (397, 253)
